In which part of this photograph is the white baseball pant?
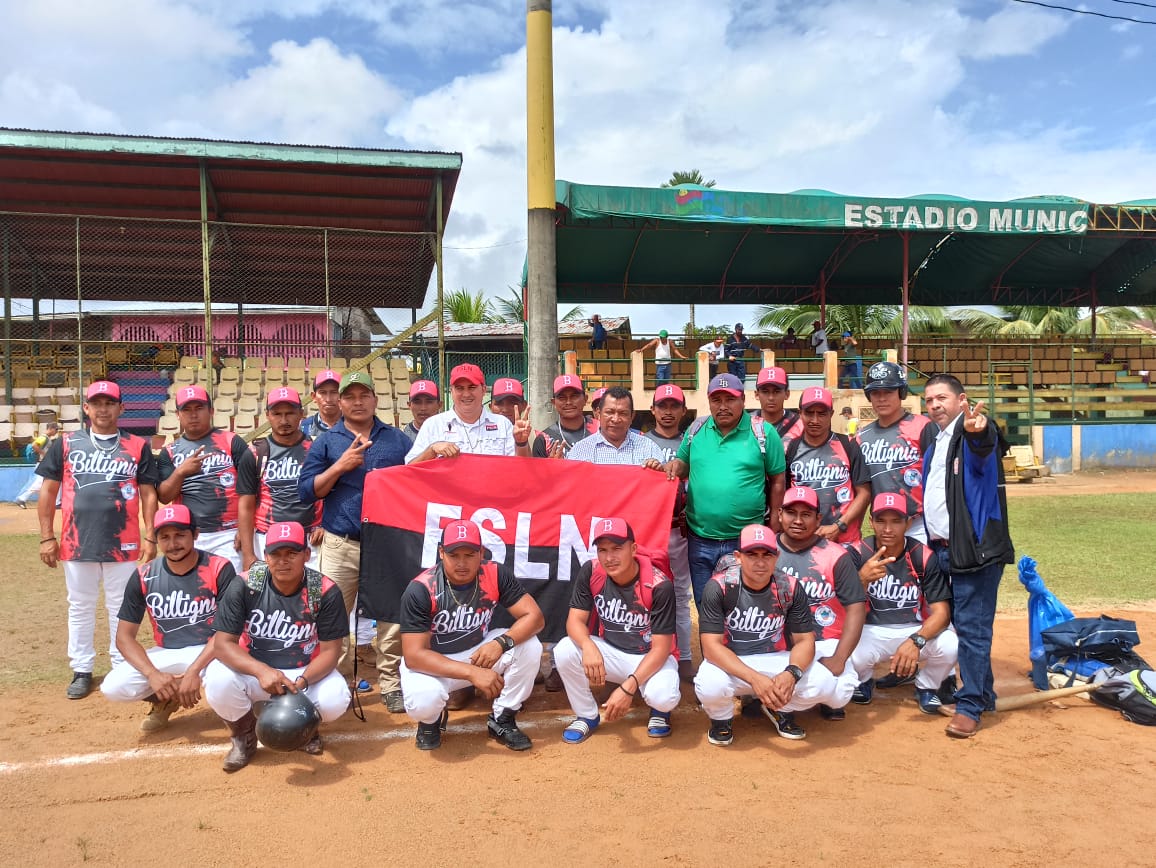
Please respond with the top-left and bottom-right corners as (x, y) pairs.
(253, 530), (320, 572)
(694, 653), (847, 720)
(401, 631), (543, 725)
(101, 645), (207, 702)
(195, 529), (244, 573)
(813, 638), (861, 707)
(554, 635), (681, 720)
(202, 660), (350, 723)
(668, 528), (693, 662)
(850, 624), (959, 690)
(63, 560), (138, 673)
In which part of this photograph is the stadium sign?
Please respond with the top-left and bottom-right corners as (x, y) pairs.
(843, 200), (1089, 234)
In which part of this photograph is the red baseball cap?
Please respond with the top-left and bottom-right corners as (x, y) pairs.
(266, 386), (302, 409)
(441, 519), (482, 552)
(707, 373), (744, 397)
(450, 364), (485, 386)
(175, 384), (211, 409)
(265, 521), (307, 553)
(590, 387), (608, 407)
(85, 380), (122, 402)
(553, 374), (584, 396)
(592, 517), (634, 545)
(739, 524), (778, 553)
(653, 383), (686, 405)
(872, 492), (909, 517)
(782, 485), (820, 510)
(756, 367), (789, 389)
(313, 369), (341, 388)
(799, 387), (833, 410)
(154, 504), (195, 531)
(491, 378), (524, 400)
(409, 380), (439, 399)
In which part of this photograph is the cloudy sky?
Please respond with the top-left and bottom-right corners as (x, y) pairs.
(2, 0), (1154, 332)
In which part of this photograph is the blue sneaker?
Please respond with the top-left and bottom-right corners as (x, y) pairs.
(915, 688), (943, 715)
(852, 679), (874, 705)
(647, 709), (672, 738)
(562, 715), (600, 744)
(356, 679), (372, 693)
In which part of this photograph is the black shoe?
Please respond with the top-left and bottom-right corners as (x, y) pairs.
(740, 696), (765, 719)
(382, 689), (405, 713)
(876, 669), (917, 690)
(851, 679), (874, 705)
(818, 704), (846, 721)
(416, 709), (448, 751)
(761, 706), (806, 740)
(16, 500), (27, 510)
(487, 710), (532, 751)
(936, 674), (959, 705)
(66, 672), (93, 700)
(707, 718), (734, 746)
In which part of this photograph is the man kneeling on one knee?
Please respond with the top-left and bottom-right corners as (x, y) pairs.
(204, 521), (350, 772)
(695, 524), (848, 745)
(555, 518), (681, 743)
(400, 519), (545, 751)
(846, 493), (958, 715)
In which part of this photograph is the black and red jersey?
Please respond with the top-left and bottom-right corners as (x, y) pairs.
(570, 557), (676, 656)
(158, 430), (256, 533)
(698, 556), (814, 655)
(856, 412), (932, 520)
(845, 537), (950, 627)
(787, 433), (870, 543)
(118, 551), (236, 648)
(754, 410), (804, 446)
(775, 534), (865, 641)
(239, 435), (322, 532)
(37, 431), (158, 563)
(399, 562), (527, 655)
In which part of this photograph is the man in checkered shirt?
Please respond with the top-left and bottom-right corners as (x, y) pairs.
(565, 387), (667, 468)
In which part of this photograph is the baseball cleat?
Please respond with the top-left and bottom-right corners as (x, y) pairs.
(562, 715), (600, 744)
(851, 679), (874, 705)
(707, 718), (734, 746)
(762, 706), (806, 740)
(915, 688), (943, 715)
(876, 670), (918, 690)
(416, 709), (448, 751)
(66, 672), (94, 700)
(647, 709), (672, 738)
(487, 710), (532, 751)
(140, 698), (178, 733)
(818, 704), (845, 722)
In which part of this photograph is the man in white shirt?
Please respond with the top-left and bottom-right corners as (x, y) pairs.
(810, 320), (830, 356)
(406, 364), (533, 463)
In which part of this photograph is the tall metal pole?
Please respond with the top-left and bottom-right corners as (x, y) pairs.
(901, 232), (910, 368)
(436, 175), (446, 399)
(2, 227), (12, 398)
(75, 218), (83, 384)
(526, 0), (558, 430)
(199, 161), (214, 372)
(323, 229), (332, 365)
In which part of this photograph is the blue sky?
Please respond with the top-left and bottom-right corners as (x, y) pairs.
(1, 0), (1153, 333)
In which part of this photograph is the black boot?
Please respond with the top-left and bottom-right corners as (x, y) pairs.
(222, 711), (258, 773)
(487, 709), (532, 751)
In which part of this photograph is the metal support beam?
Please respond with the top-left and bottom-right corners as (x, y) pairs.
(199, 160), (214, 370)
(2, 226), (12, 398)
(901, 231), (910, 367)
(436, 175), (446, 399)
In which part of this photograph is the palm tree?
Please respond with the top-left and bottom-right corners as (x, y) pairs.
(443, 288), (498, 323)
(754, 304), (954, 337)
(660, 169), (716, 188)
(956, 305), (1140, 337)
(494, 287), (585, 324)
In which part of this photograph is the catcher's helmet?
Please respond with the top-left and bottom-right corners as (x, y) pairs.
(864, 361), (908, 399)
(256, 690), (321, 752)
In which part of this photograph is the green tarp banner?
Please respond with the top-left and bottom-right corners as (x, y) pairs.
(557, 181), (1090, 235)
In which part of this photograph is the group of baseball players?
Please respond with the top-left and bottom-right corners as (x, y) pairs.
(33, 356), (1012, 770)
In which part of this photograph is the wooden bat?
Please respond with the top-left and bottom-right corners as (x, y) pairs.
(994, 682), (1099, 711)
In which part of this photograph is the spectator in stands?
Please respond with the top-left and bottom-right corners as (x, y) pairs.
(402, 380), (440, 443)
(589, 314), (607, 350)
(839, 406), (858, 436)
(724, 324), (758, 383)
(779, 327), (800, 353)
(534, 374), (597, 458)
(298, 371), (413, 712)
(301, 369), (342, 439)
(810, 320), (830, 356)
(638, 331), (688, 385)
(840, 331), (862, 388)
(698, 333), (726, 380)
(156, 386), (256, 573)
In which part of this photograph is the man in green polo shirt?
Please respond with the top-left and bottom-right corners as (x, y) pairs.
(667, 373), (786, 608)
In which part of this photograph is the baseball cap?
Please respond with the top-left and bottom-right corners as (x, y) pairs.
(653, 383), (686, 405)
(491, 378), (524, 400)
(590, 387), (608, 407)
(313, 369), (341, 388)
(756, 367), (788, 389)
(266, 386), (302, 409)
(843, 331), (852, 338)
(265, 521), (307, 553)
(449, 363), (485, 386)
(155, 504), (196, 532)
(739, 524), (779, 553)
(782, 485), (820, 510)
(659, 329), (669, 339)
(409, 380), (439, 400)
(339, 371), (374, 394)
(32, 435), (47, 447)
(175, 384), (210, 409)
(553, 374), (584, 396)
(441, 519), (482, 552)
(707, 373), (744, 397)
(85, 380), (122, 402)
(872, 492), (909, 517)
(799, 387), (833, 410)
(592, 517), (634, 545)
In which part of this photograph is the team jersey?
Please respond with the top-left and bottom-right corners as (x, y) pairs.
(37, 430), (158, 563)
(213, 569), (347, 669)
(533, 418), (597, 457)
(698, 558), (814, 655)
(753, 410), (804, 445)
(238, 435), (322, 532)
(570, 559), (675, 656)
(642, 428), (683, 463)
(775, 534), (865, 641)
(787, 433), (870, 543)
(158, 430), (256, 534)
(845, 536), (951, 626)
(855, 412), (932, 521)
(399, 563), (528, 655)
(402, 421), (420, 443)
(118, 551), (236, 649)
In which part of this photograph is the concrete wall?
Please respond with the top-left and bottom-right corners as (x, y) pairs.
(1036, 423), (1156, 472)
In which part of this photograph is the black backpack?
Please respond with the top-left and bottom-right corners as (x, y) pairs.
(1037, 615), (1147, 687)
(1090, 669), (1156, 726)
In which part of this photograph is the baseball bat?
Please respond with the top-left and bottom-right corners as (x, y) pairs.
(994, 682), (1099, 712)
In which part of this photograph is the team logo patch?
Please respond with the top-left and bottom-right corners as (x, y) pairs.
(814, 605), (836, 628)
(868, 363), (893, 381)
(903, 468), (922, 486)
(119, 482), (136, 501)
(220, 471), (235, 488)
(836, 487), (852, 504)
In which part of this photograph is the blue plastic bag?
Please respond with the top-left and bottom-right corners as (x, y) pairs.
(1018, 555), (1074, 688)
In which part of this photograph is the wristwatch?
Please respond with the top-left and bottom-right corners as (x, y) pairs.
(909, 633), (927, 650)
(835, 519), (848, 532)
(495, 633), (515, 653)
(784, 664), (804, 683)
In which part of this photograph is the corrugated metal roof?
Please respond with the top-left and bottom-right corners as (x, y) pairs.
(416, 316), (630, 340)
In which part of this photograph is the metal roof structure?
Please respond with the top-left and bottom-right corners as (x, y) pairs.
(416, 315), (630, 341)
(0, 128), (463, 309)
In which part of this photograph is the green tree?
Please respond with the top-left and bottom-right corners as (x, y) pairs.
(494, 287), (585, 324)
(754, 304), (954, 337)
(660, 169), (716, 188)
(443, 288), (498, 323)
(956, 305), (1140, 337)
